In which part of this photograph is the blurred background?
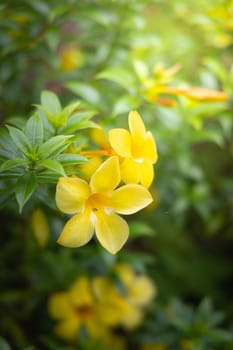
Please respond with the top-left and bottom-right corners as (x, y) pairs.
(0, 1), (233, 349)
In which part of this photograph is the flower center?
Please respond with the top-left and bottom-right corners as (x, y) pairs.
(75, 304), (93, 319)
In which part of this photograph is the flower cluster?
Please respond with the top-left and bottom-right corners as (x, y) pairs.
(56, 110), (157, 254)
(48, 263), (156, 346)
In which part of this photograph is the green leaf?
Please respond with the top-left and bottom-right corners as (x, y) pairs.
(56, 153), (88, 166)
(0, 128), (18, 158)
(6, 125), (31, 156)
(0, 188), (15, 209)
(96, 67), (136, 91)
(0, 158), (29, 172)
(37, 171), (60, 183)
(62, 100), (80, 119)
(0, 337), (11, 350)
(59, 110), (98, 134)
(112, 94), (141, 116)
(25, 113), (44, 148)
(39, 159), (66, 176)
(41, 90), (62, 116)
(15, 173), (37, 213)
(66, 82), (100, 105)
(38, 135), (72, 159)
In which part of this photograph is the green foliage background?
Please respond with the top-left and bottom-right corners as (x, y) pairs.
(0, 0), (233, 349)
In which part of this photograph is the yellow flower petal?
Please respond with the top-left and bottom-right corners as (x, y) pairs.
(129, 276), (156, 306)
(138, 161), (155, 188)
(115, 263), (135, 286)
(31, 208), (49, 247)
(120, 158), (140, 184)
(57, 210), (94, 248)
(119, 302), (143, 329)
(93, 277), (126, 325)
(48, 292), (73, 319)
(56, 177), (90, 214)
(129, 110), (146, 141)
(109, 129), (132, 157)
(179, 86), (228, 102)
(111, 184), (153, 214)
(94, 211), (129, 254)
(55, 317), (80, 340)
(90, 156), (120, 193)
(69, 276), (93, 307)
(141, 132), (158, 163)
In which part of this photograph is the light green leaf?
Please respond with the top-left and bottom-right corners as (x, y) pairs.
(112, 94), (141, 116)
(62, 100), (80, 118)
(39, 159), (66, 176)
(56, 153), (88, 166)
(25, 114), (44, 148)
(38, 135), (73, 159)
(59, 111), (98, 133)
(6, 125), (31, 156)
(96, 67), (136, 91)
(15, 173), (37, 213)
(41, 90), (62, 116)
(66, 82), (100, 105)
(0, 158), (29, 172)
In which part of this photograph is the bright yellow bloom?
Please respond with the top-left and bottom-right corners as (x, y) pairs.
(93, 263), (156, 330)
(56, 156), (153, 254)
(109, 111), (158, 188)
(48, 276), (108, 341)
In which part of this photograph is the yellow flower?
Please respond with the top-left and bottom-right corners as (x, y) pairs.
(93, 263), (156, 330)
(48, 276), (108, 341)
(109, 111), (158, 188)
(56, 156), (153, 254)
(59, 45), (83, 72)
(31, 208), (49, 247)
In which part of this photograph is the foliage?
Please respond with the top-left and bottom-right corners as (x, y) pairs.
(0, 0), (233, 349)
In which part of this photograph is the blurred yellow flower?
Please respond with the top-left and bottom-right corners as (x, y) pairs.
(141, 63), (228, 105)
(180, 339), (193, 350)
(48, 276), (108, 341)
(59, 45), (83, 72)
(93, 263), (156, 330)
(109, 111), (158, 188)
(159, 86), (228, 102)
(56, 156), (153, 254)
(31, 208), (49, 247)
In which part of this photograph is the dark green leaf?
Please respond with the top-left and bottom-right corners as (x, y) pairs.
(0, 337), (11, 350)
(15, 173), (37, 213)
(0, 158), (29, 172)
(39, 159), (66, 176)
(38, 135), (72, 159)
(56, 153), (88, 165)
(25, 113), (44, 147)
(6, 125), (31, 156)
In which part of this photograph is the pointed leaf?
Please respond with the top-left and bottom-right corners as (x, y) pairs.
(56, 153), (88, 166)
(41, 90), (62, 116)
(96, 67), (136, 91)
(59, 111), (98, 133)
(25, 114), (44, 147)
(62, 100), (80, 118)
(6, 125), (31, 156)
(15, 173), (37, 212)
(38, 135), (72, 159)
(0, 158), (29, 172)
(39, 159), (66, 176)
(66, 82), (100, 105)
